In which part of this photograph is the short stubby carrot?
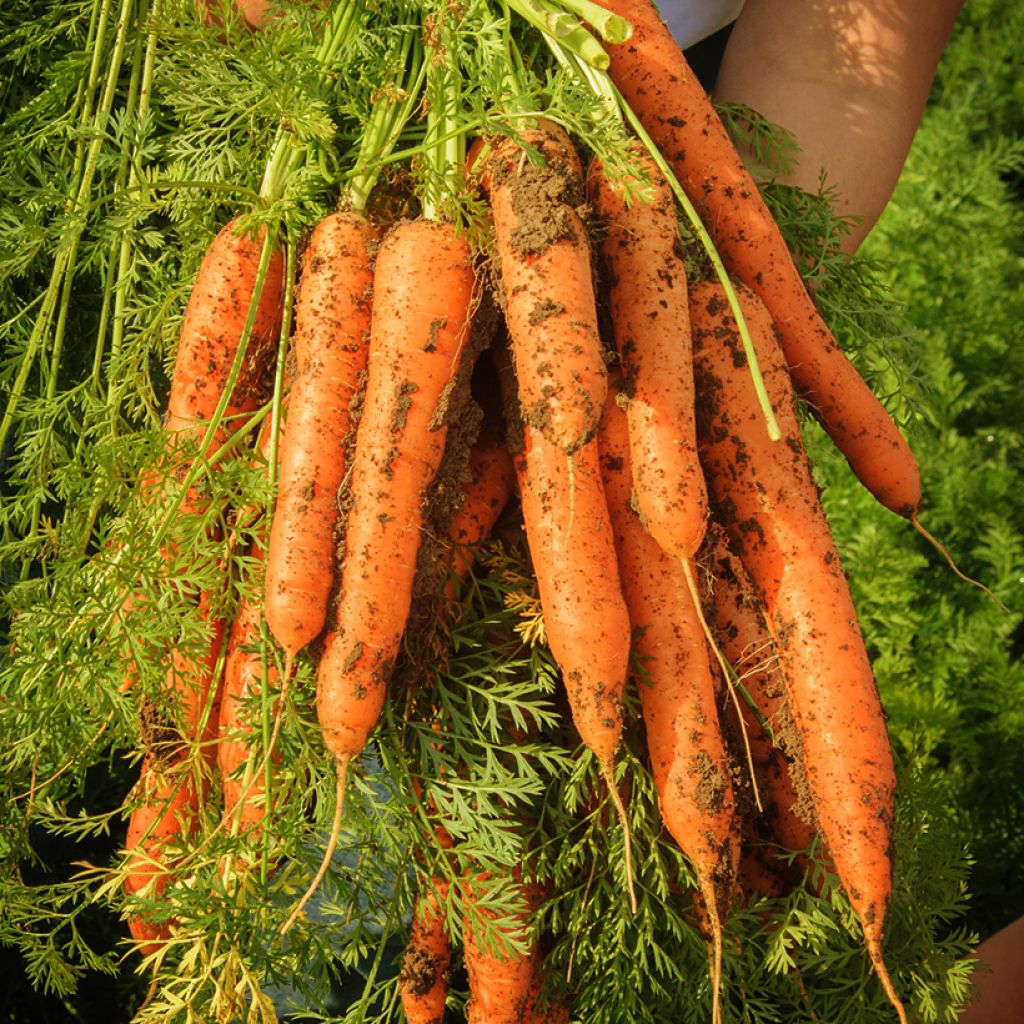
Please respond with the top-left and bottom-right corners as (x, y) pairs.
(587, 150), (707, 559)
(598, 385), (736, 1024)
(400, 881), (452, 1024)
(315, 220), (476, 769)
(690, 278), (905, 1023)
(602, 0), (922, 519)
(264, 212), (377, 664)
(477, 123), (607, 455)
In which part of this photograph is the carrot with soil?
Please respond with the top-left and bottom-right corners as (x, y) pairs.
(473, 121), (607, 456)
(601, 0), (922, 520)
(263, 211), (377, 675)
(400, 881), (452, 1024)
(690, 278), (906, 1023)
(504, 353), (635, 910)
(703, 522), (819, 896)
(598, 384), (736, 1024)
(587, 150), (707, 559)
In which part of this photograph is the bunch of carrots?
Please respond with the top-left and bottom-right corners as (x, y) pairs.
(113, 0), (981, 1019)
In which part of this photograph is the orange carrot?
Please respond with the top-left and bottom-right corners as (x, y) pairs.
(400, 881), (452, 1024)
(587, 150), (707, 558)
(218, 593), (279, 838)
(463, 873), (541, 1024)
(597, 384), (736, 1024)
(703, 522), (818, 893)
(513, 422), (630, 776)
(603, 0), (922, 518)
(124, 757), (202, 955)
(475, 124), (607, 455)
(315, 219), (475, 771)
(264, 212), (377, 670)
(690, 278), (905, 1023)
(164, 217), (284, 445)
(442, 438), (516, 603)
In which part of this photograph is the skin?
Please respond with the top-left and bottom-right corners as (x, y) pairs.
(714, 0), (966, 252)
(958, 915), (1024, 1024)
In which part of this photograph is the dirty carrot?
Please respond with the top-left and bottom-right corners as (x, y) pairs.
(509, 370), (635, 909)
(463, 872), (542, 1024)
(474, 121), (608, 455)
(264, 212), (377, 673)
(602, 0), (922, 519)
(703, 522), (818, 894)
(124, 758), (203, 955)
(598, 383), (736, 1024)
(314, 219), (475, 770)
(690, 278), (905, 1024)
(400, 881), (452, 1024)
(588, 149), (708, 558)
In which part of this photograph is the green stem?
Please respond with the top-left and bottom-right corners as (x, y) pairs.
(556, 0), (632, 43)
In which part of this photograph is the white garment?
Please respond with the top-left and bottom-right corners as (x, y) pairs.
(655, 0), (746, 49)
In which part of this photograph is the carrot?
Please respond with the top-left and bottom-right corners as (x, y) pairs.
(400, 881), (452, 1024)
(703, 522), (819, 894)
(602, 0), (922, 519)
(124, 757), (203, 955)
(689, 278), (905, 1023)
(474, 123), (607, 455)
(597, 383), (736, 1024)
(314, 219), (475, 771)
(164, 217), (284, 445)
(218, 592), (280, 840)
(463, 872), (542, 1024)
(166, 588), (227, 762)
(587, 150), (708, 559)
(264, 212), (377, 673)
(442, 438), (516, 604)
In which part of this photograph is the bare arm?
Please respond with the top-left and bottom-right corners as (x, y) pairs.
(713, 0), (964, 252)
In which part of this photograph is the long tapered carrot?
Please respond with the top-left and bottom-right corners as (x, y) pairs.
(587, 150), (708, 559)
(264, 212), (377, 669)
(315, 219), (475, 768)
(598, 384), (736, 1024)
(690, 278), (905, 1023)
(602, 0), (922, 519)
(475, 122), (608, 455)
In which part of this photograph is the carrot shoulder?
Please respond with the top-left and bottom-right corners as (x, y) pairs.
(264, 212), (377, 665)
(588, 151), (707, 559)
(690, 279), (905, 1022)
(602, 0), (921, 518)
(315, 220), (476, 767)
